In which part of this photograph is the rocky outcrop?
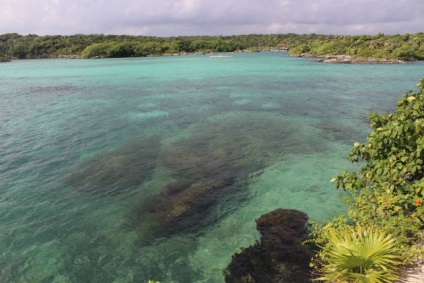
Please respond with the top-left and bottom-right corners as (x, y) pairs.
(291, 53), (406, 64)
(55, 54), (82, 59)
(224, 209), (312, 283)
(11, 54), (82, 59)
(315, 55), (405, 64)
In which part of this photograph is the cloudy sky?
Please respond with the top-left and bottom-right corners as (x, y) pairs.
(1, 0), (423, 36)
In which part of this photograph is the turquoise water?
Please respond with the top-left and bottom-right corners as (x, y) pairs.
(0, 52), (423, 282)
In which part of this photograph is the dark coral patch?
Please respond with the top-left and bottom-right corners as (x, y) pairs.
(126, 177), (237, 238)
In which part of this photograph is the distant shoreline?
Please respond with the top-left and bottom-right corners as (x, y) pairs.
(4, 50), (420, 65)
(1, 32), (422, 61)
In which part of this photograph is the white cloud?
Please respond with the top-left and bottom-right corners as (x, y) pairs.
(0, 0), (422, 36)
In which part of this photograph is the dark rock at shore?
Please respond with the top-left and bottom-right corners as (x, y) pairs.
(224, 209), (312, 283)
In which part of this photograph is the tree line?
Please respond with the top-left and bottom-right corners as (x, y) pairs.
(0, 32), (423, 60)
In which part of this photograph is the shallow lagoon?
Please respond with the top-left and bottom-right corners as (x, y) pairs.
(0, 52), (423, 282)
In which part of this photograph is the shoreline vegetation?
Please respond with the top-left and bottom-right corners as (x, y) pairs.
(308, 80), (424, 282)
(0, 32), (423, 63)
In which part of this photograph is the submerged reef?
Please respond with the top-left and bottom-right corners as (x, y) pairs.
(224, 209), (312, 283)
(67, 112), (325, 245)
(65, 135), (161, 195)
(126, 112), (325, 238)
(161, 112), (320, 180)
(126, 177), (238, 240)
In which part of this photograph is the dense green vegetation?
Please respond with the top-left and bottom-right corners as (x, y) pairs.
(0, 32), (423, 60)
(310, 80), (424, 281)
(0, 49), (10, 62)
(289, 33), (424, 60)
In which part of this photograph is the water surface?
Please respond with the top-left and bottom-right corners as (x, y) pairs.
(0, 52), (423, 282)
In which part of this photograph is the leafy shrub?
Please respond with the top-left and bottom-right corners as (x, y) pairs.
(335, 80), (424, 194)
(333, 79), (424, 243)
(309, 79), (424, 281)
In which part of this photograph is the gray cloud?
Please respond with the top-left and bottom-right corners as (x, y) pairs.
(0, 0), (422, 36)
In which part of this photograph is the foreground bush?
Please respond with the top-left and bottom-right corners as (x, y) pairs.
(310, 79), (424, 281)
(335, 78), (424, 250)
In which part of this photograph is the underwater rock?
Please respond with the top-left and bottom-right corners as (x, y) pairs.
(224, 209), (312, 283)
(127, 113), (325, 239)
(65, 135), (161, 194)
(127, 177), (237, 238)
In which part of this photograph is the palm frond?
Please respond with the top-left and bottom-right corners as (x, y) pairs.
(316, 223), (401, 282)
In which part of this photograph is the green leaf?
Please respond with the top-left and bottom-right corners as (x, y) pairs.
(407, 96), (416, 102)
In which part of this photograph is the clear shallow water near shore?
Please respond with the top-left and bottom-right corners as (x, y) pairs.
(0, 52), (423, 282)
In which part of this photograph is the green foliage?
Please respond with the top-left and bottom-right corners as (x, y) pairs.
(81, 41), (176, 58)
(81, 42), (115, 58)
(334, 80), (424, 264)
(292, 33), (424, 60)
(393, 43), (417, 60)
(290, 43), (310, 54)
(1, 32), (423, 60)
(9, 42), (28, 58)
(333, 80), (424, 232)
(312, 222), (401, 283)
(313, 41), (346, 55)
(0, 51), (10, 62)
(309, 79), (424, 281)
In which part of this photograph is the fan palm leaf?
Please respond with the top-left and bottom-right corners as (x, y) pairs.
(316, 224), (401, 282)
